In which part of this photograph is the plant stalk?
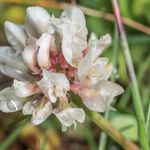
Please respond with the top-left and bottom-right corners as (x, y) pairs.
(111, 0), (149, 150)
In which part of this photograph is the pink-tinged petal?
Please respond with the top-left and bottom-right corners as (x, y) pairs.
(31, 97), (52, 125)
(79, 80), (124, 112)
(37, 70), (70, 102)
(78, 34), (111, 82)
(4, 21), (26, 53)
(36, 33), (54, 69)
(13, 80), (41, 98)
(0, 87), (27, 113)
(0, 64), (35, 82)
(22, 45), (40, 74)
(25, 6), (51, 38)
(0, 46), (28, 72)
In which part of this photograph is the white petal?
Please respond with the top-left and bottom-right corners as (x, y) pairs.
(31, 97), (52, 125)
(37, 70), (70, 102)
(25, 6), (51, 38)
(60, 7), (86, 27)
(0, 46), (28, 72)
(59, 7), (88, 67)
(22, 95), (42, 115)
(68, 108), (85, 123)
(4, 21), (26, 53)
(78, 34), (111, 81)
(37, 70), (56, 103)
(0, 64), (35, 82)
(61, 23), (87, 67)
(87, 34), (111, 63)
(23, 101), (34, 115)
(36, 33), (52, 69)
(13, 80), (40, 97)
(22, 45), (40, 74)
(54, 107), (85, 130)
(96, 80), (124, 99)
(89, 34), (111, 63)
(0, 87), (26, 112)
(81, 87), (107, 112)
(47, 71), (70, 97)
(85, 58), (113, 85)
(54, 109), (74, 127)
(81, 81), (124, 112)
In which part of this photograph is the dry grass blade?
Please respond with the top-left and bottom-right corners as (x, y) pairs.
(3, 0), (150, 36)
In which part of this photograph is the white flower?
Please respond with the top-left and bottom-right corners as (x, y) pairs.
(54, 107), (85, 131)
(0, 6), (124, 127)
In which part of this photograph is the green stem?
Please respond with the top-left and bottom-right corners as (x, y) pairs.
(71, 93), (139, 150)
(111, 0), (149, 149)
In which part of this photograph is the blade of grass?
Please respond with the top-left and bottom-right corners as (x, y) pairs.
(111, 0), (149, 149)
(98, 23), (119, 150)
(0, 118), (29, 150)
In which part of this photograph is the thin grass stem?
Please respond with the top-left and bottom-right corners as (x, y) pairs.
(111, 0), (149, 149)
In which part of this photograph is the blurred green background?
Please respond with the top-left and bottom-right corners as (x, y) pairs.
(0, 0), (150, 150)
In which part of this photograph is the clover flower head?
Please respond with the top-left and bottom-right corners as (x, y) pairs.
(0, 6), (124, 130)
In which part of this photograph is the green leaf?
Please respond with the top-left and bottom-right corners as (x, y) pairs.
(110, 114), (138, 141)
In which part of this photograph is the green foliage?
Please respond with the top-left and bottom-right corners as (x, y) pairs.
(110, 113), (138, 141)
